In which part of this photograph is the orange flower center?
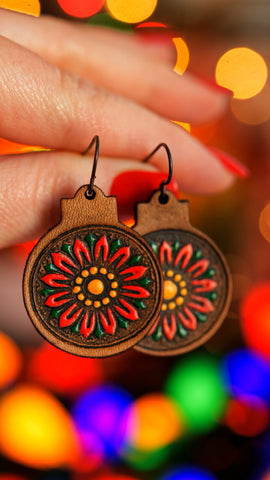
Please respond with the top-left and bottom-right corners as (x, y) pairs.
(87, 279), (104, 295)
(164, 280), (178, 300)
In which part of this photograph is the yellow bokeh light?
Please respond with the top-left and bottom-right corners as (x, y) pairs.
(105, 0), (157, 24)
(0, 385), (78, 469)
(0, 332), (22, 389)
(215, 47), (268, 99)
(0, 0), (40, 16)
(259, 204), (270, 243)
(173, 37), (190, 75)
(172, 121), (191, 132)
(128, 393), (182, 451)
(230, 84), (270, 125)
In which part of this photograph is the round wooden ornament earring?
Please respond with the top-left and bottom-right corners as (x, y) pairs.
(133, 143), (232, 356)
(23, 136), (163, 358)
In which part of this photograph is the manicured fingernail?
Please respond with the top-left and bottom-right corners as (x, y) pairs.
(110, 171), (179, 213)
(198, 76), (233, 95)
(208, 146), (250, 178)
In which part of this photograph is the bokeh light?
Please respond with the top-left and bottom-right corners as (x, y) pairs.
(222, 348), (270, 401)
(126, 393), (183, 451)
(172, 37), (190, 75)
(0, 137), (45, 154)
(159, 466), (218, 480)
(0, 0), (40, 16)
(124, 444), (171, 471)
(106, 0), (158, 24)
(259, 204), (270, 243)
(224, 397), (269, 437)
(0, 384), (78, 469)
(172, 121), (191, 132)
(215, 47), (268, 99)
(72, 385), (133, 460)
(241, 284), (270, 359)
(27, 343), (103, 396)
(57, 0), (105, 18)
(0, 332), (22, 390)
(231, 84), (270, 125)
(165, 354), (227, 433)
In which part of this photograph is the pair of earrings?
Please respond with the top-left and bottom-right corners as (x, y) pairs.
(23, 136), (232, 358)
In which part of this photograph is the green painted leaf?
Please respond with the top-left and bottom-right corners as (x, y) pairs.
(51, 309), (60, 319)
(110, 239), (122, 254)
(172, 241), (180, 252)
(193, 250), (202, 259)
(62, 243), (73, 256)
(94, 323), (104, 338)
(118, 316), (129, 329)
(41, 288), (55, 297)
(71, 322), (80, 333)
(133, 300), (146, 309)
(85, 234), (95, 251)
(206, 291), (217, 301)
(152, 325), (163, 341)
(45, 263), (58, 272)
(177, 323), (188, 337)
(150, 242), (158, 254)
(205, 268), (216, 278)
(129, 255), (142, 265)
(139, 278), (151, 287)
(195, 312), (207, 322)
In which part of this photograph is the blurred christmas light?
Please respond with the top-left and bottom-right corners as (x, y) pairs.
(0, 0), (40, 16)
(136, 22), (167, 28)
(165, 354), (227, 433)
(231, 84), (270, 125)
(124, 444), (171, 471)
(0, 332), (22, 390)
(0, 137), (46, 154)
(241, 284), (270, 359)
(27, 343), (103, 396)
(106, 0), (158, 24)
(222, 348), (270, 402)
(92, 475), (139, 480)
(57, 0), (105, 18)
(224, 396), (269, 437)
(215, 48), (268, 99)
(126, 393), (183, 452)
(87, 12), (133, 31)
(259, 204), (270, 243)
(72, 385), (133, 460)
(159, 466), (218, 480)
(0, 384), (78, 469)
(172, 38), (189, 75)
(172, 121), (191, 132)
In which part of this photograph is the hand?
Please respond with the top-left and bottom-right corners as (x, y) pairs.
(0, 9), (244, 249)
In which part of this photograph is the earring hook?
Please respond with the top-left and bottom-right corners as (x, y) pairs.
(82, 135), (100, 199)
(143, 142), (173, 203)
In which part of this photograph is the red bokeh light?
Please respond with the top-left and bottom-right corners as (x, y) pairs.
(57, 0), (105, 18)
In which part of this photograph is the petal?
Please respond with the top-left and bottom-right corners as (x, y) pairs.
(119, 265), (147, 281)
(45, 291), (70, 307)
(174, 243), (193, 268)
(73, 238), (91, 266)
(94, 235), (109, 261)
(114, 299), (138, 321)
(109, 246), (130, 268)
(41, 273), (69, 287)
(80, 311), (95, 338)
(147, 316), (160, 336)
(59, 303), (82, 327)
(51, 252), (77, 275)
(162, 314), (177, 340)
(159, 241), (172, 264)
(178, 307), (197, 330)
(189, 295), (214, 313)
(99, 308), (116, 335)
(191, 279), (217, 292)
(187, 259), (209, 277)
(122, 285), (150, 298)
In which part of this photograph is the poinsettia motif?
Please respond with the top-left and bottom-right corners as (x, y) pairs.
(147, 240), (218, 341)
(40, 234), (151, 339)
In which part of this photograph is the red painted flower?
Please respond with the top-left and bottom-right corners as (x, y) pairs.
(40, 234), (151, 339)
(147, 240), (217, 341)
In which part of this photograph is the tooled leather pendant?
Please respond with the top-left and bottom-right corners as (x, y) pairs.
(133, 190), (232, 356)
(23, 186), (163, 357)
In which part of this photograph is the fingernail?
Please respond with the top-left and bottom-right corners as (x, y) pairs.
(198, 76), (233, 96)
(110, 171), (179, 214)
(208, 146), (250, 178)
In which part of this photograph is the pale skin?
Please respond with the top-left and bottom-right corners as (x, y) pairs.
(0, 8), (236, 250)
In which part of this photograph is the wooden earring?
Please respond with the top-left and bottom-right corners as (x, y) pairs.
(133, 143), (232, 356)
(23, 136), (163, 358)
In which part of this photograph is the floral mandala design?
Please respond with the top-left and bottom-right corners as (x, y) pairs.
(33, 229), (156, 342)
(139, 229), (228, 350)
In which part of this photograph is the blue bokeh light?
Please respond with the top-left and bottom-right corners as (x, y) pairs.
(159, 466), (218, 480)
(221, 348), (270, 402)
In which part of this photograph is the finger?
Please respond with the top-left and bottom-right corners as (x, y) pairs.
(0, 150), (232, 249)
(0, 9), (230, 124)
(0, 35), (234, 193)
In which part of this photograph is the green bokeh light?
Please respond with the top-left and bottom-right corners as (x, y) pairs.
(165, 354), (227, 434)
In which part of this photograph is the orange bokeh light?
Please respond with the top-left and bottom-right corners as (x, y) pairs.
(0, 0), (40, 16)
(259, 203), (270, 243)
(57, 0), (105, 18)
(241, 283), (270, 359)
(173, 37), (190, 75)
(0, 384), (79, 469)
(0, 137), (46, 155)
(0, 332), (22, 389)
(106, 0), (158, 24)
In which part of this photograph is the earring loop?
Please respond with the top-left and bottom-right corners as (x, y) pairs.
(143, 142), (173, 203)
(83, 135), (100, 199)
